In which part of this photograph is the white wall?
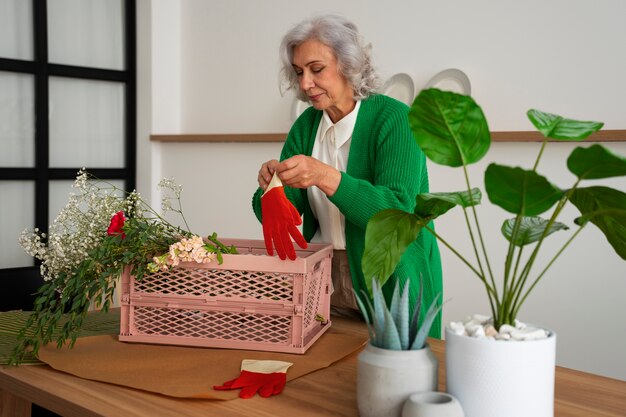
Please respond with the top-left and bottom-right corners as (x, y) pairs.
(138, 0), (626, 380)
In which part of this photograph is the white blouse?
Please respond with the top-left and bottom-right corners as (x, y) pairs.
(307, 100), (361, 249)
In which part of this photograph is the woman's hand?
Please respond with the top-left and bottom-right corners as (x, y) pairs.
(275, 155), (341, 196)
(258, 159), (280, 190)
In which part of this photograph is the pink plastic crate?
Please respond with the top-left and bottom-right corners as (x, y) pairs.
(119, 238), (333, 354)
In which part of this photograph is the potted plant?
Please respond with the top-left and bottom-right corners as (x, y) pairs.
(362, 88), (626, 417)
(355, 277), (441, 417)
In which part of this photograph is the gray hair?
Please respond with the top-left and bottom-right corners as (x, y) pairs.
(279, 14), (380, 101)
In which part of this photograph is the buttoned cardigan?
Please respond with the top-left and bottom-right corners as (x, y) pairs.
(252, 94), (442, 337)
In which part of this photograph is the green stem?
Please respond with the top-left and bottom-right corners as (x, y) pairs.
(424, 225), (497, 318)
(505, 137), (549, 321)
(462, 165), (498, 301)
(96, 176), (187, 235)
(498, 241), (521, 325)
(506, 137), (549, 318)
(174, 195), (192, 232)
(501, 245), (524, 325)
(424, 225), (483, 280)
(510, 245), (525, 296)
(510, 179), (581, 316)
(512, 225), (585, 318)
(532, 139), (548, 171)
(500, 214), (523, 322)
(460, 206), (486, 275)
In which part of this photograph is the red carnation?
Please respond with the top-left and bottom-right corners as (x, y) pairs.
(107, 211), (126, 239)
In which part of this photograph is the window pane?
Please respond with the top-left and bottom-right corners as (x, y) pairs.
(48, 0), (124, 70)
(0, 72), (35, 167)
(49, 179), (125, 226)
(49, 77), (125, 168)
(0, 0), (33, 60)
(0, 181), (35, 268)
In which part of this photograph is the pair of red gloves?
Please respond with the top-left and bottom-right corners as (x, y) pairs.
(261, 173), (307, 260)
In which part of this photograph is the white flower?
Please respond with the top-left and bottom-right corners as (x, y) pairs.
(158, 177), (183, 195)
(19, 171), (129, 282)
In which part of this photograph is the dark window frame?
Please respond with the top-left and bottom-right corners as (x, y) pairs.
(0, 0), (136, 310)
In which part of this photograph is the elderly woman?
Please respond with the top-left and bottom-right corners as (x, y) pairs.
(251, 14), (442, 337)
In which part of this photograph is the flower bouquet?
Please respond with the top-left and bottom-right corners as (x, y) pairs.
(10, 170), (237, 364)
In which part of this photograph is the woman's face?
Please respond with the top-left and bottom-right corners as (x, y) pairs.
(292, 39), (355, 122)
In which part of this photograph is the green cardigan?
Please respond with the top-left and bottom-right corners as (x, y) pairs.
(252, 94), (442, 338)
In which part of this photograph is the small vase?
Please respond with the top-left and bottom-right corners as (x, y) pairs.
(357, 342), (438, 417)
(401, 391), (464, 417)
(445, 325), (556, 417)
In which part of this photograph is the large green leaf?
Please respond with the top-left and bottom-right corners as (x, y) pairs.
(501, 216), (569, 246)
(569, 186), (626, 260)
(527, 109), (603, 140)
(485, 164), (563, 215)
(567, 144), (626, 180)
(409, 88), (490, 167)
(362, 209), (422, 294)
(414, 189), (482, 218)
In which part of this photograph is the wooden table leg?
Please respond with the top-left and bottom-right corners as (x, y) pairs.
(0, 387), (31, 417)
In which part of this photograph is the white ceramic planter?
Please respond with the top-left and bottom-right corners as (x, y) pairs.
(357, 343), (438, 417)
(445, 326), (557, 417)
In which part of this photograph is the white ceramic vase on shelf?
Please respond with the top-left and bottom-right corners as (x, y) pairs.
(357, 343), (438, 417)
(445, 326), (557, 417)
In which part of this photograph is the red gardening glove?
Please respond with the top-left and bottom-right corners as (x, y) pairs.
(261, 174), (307, 260)
(213, 360), (293, 399)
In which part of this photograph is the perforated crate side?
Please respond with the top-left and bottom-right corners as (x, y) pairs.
(125, 303), (294, 347)
(301, 253), (332, 336)
(128, 265), (297, 304)
(120, 239), (333, 354)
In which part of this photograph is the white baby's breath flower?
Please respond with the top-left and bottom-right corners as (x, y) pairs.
(19, 171), (130, 282)
(161, 198), (173, 212)
(73, 168), (89, 190)
(158, 177), (183, 195)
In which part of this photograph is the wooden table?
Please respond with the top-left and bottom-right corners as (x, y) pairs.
(1, 317), (625, 417)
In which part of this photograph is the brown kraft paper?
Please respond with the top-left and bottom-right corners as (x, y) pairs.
(37, 326), (367, 400)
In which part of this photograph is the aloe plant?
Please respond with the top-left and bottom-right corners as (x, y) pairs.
(362, 88), (626, 330)
(355, 277), (442, 350)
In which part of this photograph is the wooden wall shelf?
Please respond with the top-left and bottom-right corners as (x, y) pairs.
(151, 133), (286, 143)
(492, 130), (625, 142)
(151, 130), (625, 143)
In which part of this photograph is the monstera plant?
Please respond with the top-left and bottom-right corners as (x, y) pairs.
(362, 88), (626, 330)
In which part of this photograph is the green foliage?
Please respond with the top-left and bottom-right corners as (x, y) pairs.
(415, 189), (483, 217)
(485, 164), (563, 216)
(501, 217), (569, 247)
(527, 109), (603, 140)
(11, 219), (182, 365)
(362, 209), (424, 293)
(355, 278), (441, 350)
(408, 87), (491, 167)
(10, 172), (236, 365)
(363, 88), (626, 329)
(567, 144), (626, 180)
(569, 186), (626, 259)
